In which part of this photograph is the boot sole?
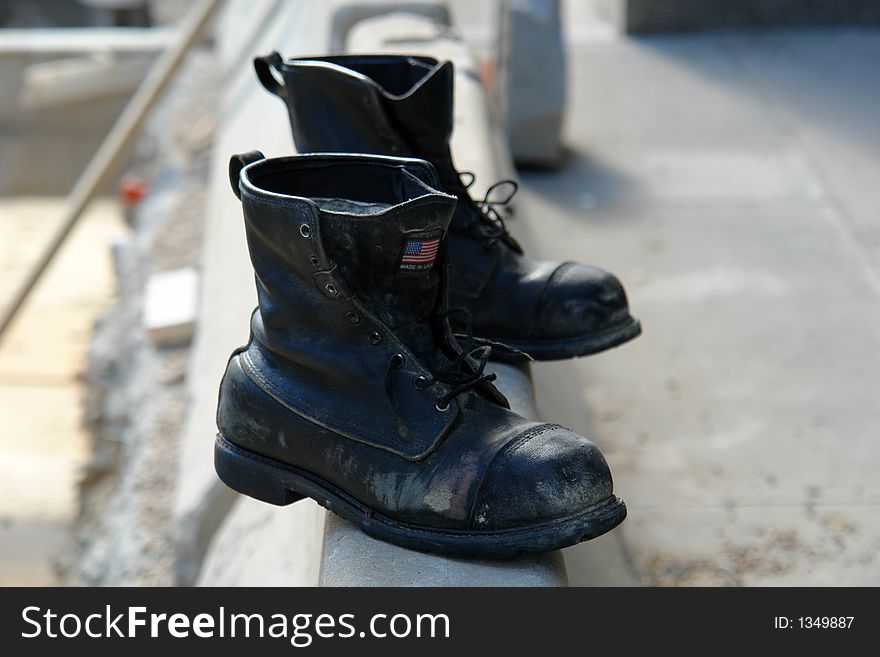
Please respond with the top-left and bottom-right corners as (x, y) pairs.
(488, 316), (642, 362)
(215, 434), (627, 559)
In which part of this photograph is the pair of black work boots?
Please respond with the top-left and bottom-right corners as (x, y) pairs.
(215, 53), (641, 558)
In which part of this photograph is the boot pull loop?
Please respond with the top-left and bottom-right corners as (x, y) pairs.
(253, 51), (287, 101)
(228, 151), (266, 200)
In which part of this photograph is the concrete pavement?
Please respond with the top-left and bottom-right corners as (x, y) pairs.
(512, 27), (880, 585)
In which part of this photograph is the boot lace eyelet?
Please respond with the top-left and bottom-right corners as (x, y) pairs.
(325, 283), (338, 297)
(346, 312), (360, 324)
(368, 331), (382, 345)
(299, 224), (311, 238)
(390, 353), (405, 368)
(435, 400), (450, 412)
(310, 256), (320, 267)
(414, 375), (429, 389)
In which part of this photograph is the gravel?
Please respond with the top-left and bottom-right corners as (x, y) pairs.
(69, 43), (218, 585)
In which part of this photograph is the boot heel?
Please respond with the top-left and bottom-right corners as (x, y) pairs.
(214, 435), (306, 506)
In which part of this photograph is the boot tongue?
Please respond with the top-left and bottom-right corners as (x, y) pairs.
(316, 196), (451, 332)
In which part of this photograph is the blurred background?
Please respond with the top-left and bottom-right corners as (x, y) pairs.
(1, 0), (878, 586)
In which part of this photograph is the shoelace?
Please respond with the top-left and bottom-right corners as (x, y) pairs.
(425, 307), (498, 409)
(384, 240), (530, 414)
(421, 307), (531, 408)
(458, 172), (523, 252)
(383, 307), (501, 411)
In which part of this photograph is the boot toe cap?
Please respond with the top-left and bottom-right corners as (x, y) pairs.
(534, 262), (631, 339)
(470, 424), (614, 531)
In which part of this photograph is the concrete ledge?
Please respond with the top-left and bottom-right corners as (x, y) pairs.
(188, 0), (566, 587)
(197, 497), (326, 587)
(330, 1), (450, 52)
(174, 0), (326, 586)
(321, 514), (567, 586)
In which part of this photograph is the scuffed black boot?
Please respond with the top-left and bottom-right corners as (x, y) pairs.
(253, 52), (641, 361)
(215, 152), (626, 557)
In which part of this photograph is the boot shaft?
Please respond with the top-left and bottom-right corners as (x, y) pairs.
(255, 53), (462, 192)
(228, 152), (463, 457)
(232, 152), (456, 341)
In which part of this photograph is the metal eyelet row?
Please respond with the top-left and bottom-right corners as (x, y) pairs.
(302, 221), (321, 272)
(301, 221), (338, 299)
(301, 217), (447, 413)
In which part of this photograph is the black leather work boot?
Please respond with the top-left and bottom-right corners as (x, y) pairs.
(253, 52), (641, 362)
(215, 152), (626, 557)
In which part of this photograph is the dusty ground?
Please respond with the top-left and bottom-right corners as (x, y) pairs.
(516, 28), (880, 586)
(0, 198), (124, 585)
(70, 45), (217, 586)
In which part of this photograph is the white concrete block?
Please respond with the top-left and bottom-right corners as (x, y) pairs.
(143, 267), (198, 347)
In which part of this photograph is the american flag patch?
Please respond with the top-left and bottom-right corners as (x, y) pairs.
(399, 236), (440, 270)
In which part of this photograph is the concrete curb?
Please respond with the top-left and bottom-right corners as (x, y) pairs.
(183, 0), (567, 587)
